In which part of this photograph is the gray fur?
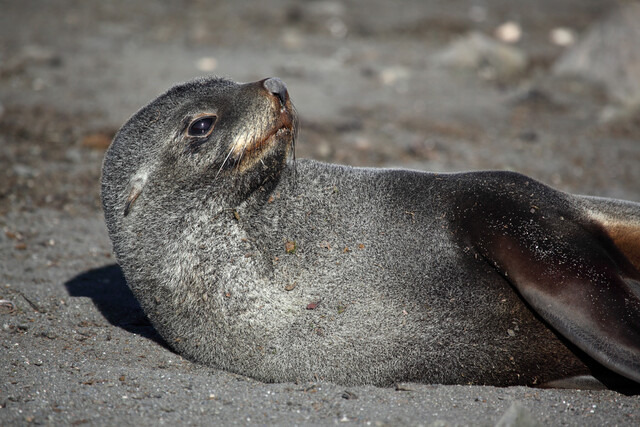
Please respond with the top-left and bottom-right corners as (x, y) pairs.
(102, 77), (640, 387)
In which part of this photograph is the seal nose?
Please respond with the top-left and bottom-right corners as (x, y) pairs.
(263, 77), (288, 105)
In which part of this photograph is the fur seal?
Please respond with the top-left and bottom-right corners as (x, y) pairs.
(101, 76), (640, 389)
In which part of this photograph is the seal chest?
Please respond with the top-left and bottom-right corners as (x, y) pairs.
(102, 76), (640, 389)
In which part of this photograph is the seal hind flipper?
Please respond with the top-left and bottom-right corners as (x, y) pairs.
(471, 210), (640, 384)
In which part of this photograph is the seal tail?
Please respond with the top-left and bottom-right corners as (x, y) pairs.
(471, 194), (640, 385)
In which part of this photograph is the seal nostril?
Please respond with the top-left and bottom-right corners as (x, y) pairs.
(263, 77), (288, 105)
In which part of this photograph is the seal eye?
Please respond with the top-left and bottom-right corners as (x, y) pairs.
(188, 116), (216, 137)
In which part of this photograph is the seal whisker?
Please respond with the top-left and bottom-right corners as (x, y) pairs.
(235, 135), (253, 170)
(289, 105), (299, 187)
(215, 144), (237, 181)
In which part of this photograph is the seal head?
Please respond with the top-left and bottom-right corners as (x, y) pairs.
(104, 77), (296, 223)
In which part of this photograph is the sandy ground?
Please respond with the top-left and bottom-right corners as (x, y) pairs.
(2, 0), (640, 425)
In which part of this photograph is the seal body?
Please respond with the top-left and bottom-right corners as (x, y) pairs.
(102, 77), (640, 388)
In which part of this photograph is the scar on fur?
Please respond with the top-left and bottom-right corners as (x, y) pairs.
(124, 169), (149, 216)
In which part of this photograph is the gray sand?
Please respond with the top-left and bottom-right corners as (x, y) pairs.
(2, 1), (640, 425)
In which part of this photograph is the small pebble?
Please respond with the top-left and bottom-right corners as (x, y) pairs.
(495, 21), (522, 43)
(284, 282), (297, 291)
(195, 57), (218, 72)
(0, 300), (16, 314)
(550, 27), (575, 47)
(342, 391), (358, 400)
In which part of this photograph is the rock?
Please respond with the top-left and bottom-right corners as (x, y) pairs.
(195, 57), (218, 72)
(549, 27), (576, 47)
(379, 66), (410, 86)
(434, 32), (528, 81)
(12, 164), (38, 178)
(495, 21), (522, 44)
(553, 3), (640, 106)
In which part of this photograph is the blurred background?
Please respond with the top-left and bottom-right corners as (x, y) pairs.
(1, 0), (640, 218)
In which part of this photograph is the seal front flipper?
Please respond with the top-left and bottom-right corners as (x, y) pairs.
(466, 194), (640, 385)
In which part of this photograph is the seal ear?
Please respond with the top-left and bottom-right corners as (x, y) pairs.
(473, 218), (640, 384)
(124, 171), (149, 216)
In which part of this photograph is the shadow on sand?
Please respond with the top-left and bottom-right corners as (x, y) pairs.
(64, 263), (168, 348)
